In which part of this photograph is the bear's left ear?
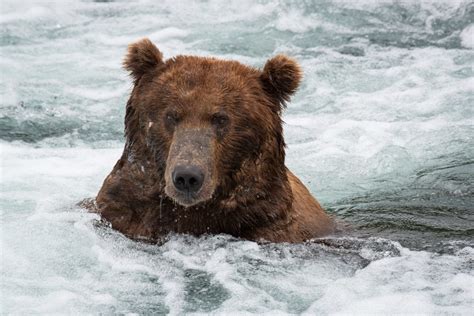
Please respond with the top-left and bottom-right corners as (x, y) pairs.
(123, 38), (164, 82)
(260, 55), (302, 107)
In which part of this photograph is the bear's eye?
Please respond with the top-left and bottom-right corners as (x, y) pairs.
(211, 113), (229, 128)
(165, 111), (180, 126)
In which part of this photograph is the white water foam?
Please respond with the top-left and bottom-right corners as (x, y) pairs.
(460, 24), (474, 48)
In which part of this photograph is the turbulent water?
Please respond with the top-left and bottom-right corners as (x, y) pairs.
(1, 0), (473, 314)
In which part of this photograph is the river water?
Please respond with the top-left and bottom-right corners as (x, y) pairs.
(1, 0), (473, 314)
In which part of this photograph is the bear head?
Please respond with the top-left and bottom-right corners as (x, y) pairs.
(122, 38), (301, 208)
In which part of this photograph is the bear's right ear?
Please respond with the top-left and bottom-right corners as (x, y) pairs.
(123, 38), (164, 81)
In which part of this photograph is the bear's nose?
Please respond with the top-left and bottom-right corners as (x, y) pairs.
(172, 165), (204, 193)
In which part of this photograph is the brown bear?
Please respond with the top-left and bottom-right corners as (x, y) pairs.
(94, 38), (334, 243)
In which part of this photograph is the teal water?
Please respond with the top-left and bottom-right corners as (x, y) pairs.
(1, 1), (473, 314)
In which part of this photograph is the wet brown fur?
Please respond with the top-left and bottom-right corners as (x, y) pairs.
(94, 38), (334, 243)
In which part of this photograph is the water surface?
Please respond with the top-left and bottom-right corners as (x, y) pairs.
(1, 0), (473, 314)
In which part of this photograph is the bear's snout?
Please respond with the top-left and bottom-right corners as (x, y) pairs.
(172, 165), (204, 193)
(164, 127), (216, 207)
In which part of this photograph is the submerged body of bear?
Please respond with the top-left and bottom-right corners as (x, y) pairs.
(95, 38), (334, 242)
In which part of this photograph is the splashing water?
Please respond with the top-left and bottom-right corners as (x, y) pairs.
(1, 0), (473, 314)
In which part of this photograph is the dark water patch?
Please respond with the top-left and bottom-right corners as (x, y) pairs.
(0, 116), (81, 142)
(0, 31), (33, 46)
(337, 45), (365, 56)
(184, 269), (230, 313)
(451, 66), (474, 79)
(361, 1), (473, 49)
(328, 156), (474, 253)
(415, 159), (474, 190)
(0, 116), (123, 143)
(329, 189), (474, 252)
